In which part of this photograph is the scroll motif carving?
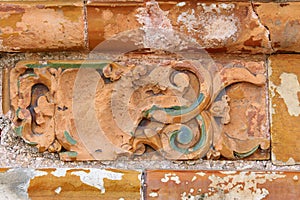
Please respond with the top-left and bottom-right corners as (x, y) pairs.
(10, 58), (269, 161)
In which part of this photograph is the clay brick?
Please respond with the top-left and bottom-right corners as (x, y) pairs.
(87, 1), (271, 53)
(0, 1), (85, 52)
(145, 170), (300, 200)
(7, 54), (269, 161)
(269, 55), (300, 165)
(0, 168), (141, 200)
(254, 2), (300, 53)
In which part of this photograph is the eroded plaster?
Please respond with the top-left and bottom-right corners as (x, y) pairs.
(180, 172), (286, 200)
(276, 72), (300, 117)
(71, 169), (124, 194)
(0, 169), (48, 200)
(161, 173), (181, 184)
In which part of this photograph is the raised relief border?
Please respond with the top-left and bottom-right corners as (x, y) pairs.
(8, 54), (269, 161)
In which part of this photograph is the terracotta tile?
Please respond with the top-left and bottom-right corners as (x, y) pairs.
(269, 55), (300, 165)
(87, 1), (271, 53)
(8, 55), (268, 161)
(0, 168), (141, 200)
(212, 55), (269, 160)
(0, 1), (85, 52)
(254, 2), (300, 53)
(145, 170), (300, 200)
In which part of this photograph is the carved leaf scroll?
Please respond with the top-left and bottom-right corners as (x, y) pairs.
(10, 57), (270, 161)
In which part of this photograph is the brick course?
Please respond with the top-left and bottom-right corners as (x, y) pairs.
(1, 0), (300, 199)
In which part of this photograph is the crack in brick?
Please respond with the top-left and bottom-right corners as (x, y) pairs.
(251, 1), (274, 53)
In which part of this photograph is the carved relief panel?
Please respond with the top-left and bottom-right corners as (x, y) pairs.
(9, 54), (269, 161)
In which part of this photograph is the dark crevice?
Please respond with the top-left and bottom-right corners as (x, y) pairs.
(265, 54), (272, 156)
(28, 84), (49, 135)
(250, 0), (275, 54)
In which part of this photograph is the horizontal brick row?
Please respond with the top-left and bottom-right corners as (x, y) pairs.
(6, 55), (269, 161)
(0, 1), (85, 52)
(0, 168), (141, 200)
(3, 54), (300, 165)
(145, 170), (300, 200)
(0, 1), (299, 52)
(1, 168), (300, 199)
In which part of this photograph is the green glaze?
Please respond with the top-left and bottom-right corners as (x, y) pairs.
(14, 126), (23, 137)
(60, 151), (78, 158)
(144, 93), (204, 118)
(17, 79), (20, 90)
(64, 131), (77, 145)
(24, 73), (37, 77)
(25, 62), (110, 69)
(16, 107), (21, 118)
(23, 139), (38, 146)
(234, 145), (259, 158)
(169, 114), (206, 154)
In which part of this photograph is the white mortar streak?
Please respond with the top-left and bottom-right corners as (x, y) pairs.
(83, 0), (89, 50)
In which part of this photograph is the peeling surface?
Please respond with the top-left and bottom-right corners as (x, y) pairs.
(147, 170), (296, 200)
(196, 172), (206, 177)
(176, 2), (186, 7)
(161, 173), (181, 184)
(149, 192), (159, 197)
(269, 55), (300, 165)
(0, 169), (47, 200)
(203, 15), (238, 42)
(206, 172), (285, 199)
(136, 1), (185, 51)
(71, 169), (124, 194)
(177, 9), (238, 45)
(200, 3), (235, 14)
(276, 73), (300, 117)
(54, 186), (62, 194)
(220, 171), (237, 175)
(51, 168), (70, 177)
(0, 168), (141, 199)
(88, 2), (271, 53)
(0, 1), (84, 51)
(273, 154), (296, 166)
(191, 176), (197, 182)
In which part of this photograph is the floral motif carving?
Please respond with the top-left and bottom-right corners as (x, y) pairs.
(10, 57), (269, 161)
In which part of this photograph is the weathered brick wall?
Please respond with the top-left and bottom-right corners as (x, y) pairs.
(1, 0), (300, 199)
